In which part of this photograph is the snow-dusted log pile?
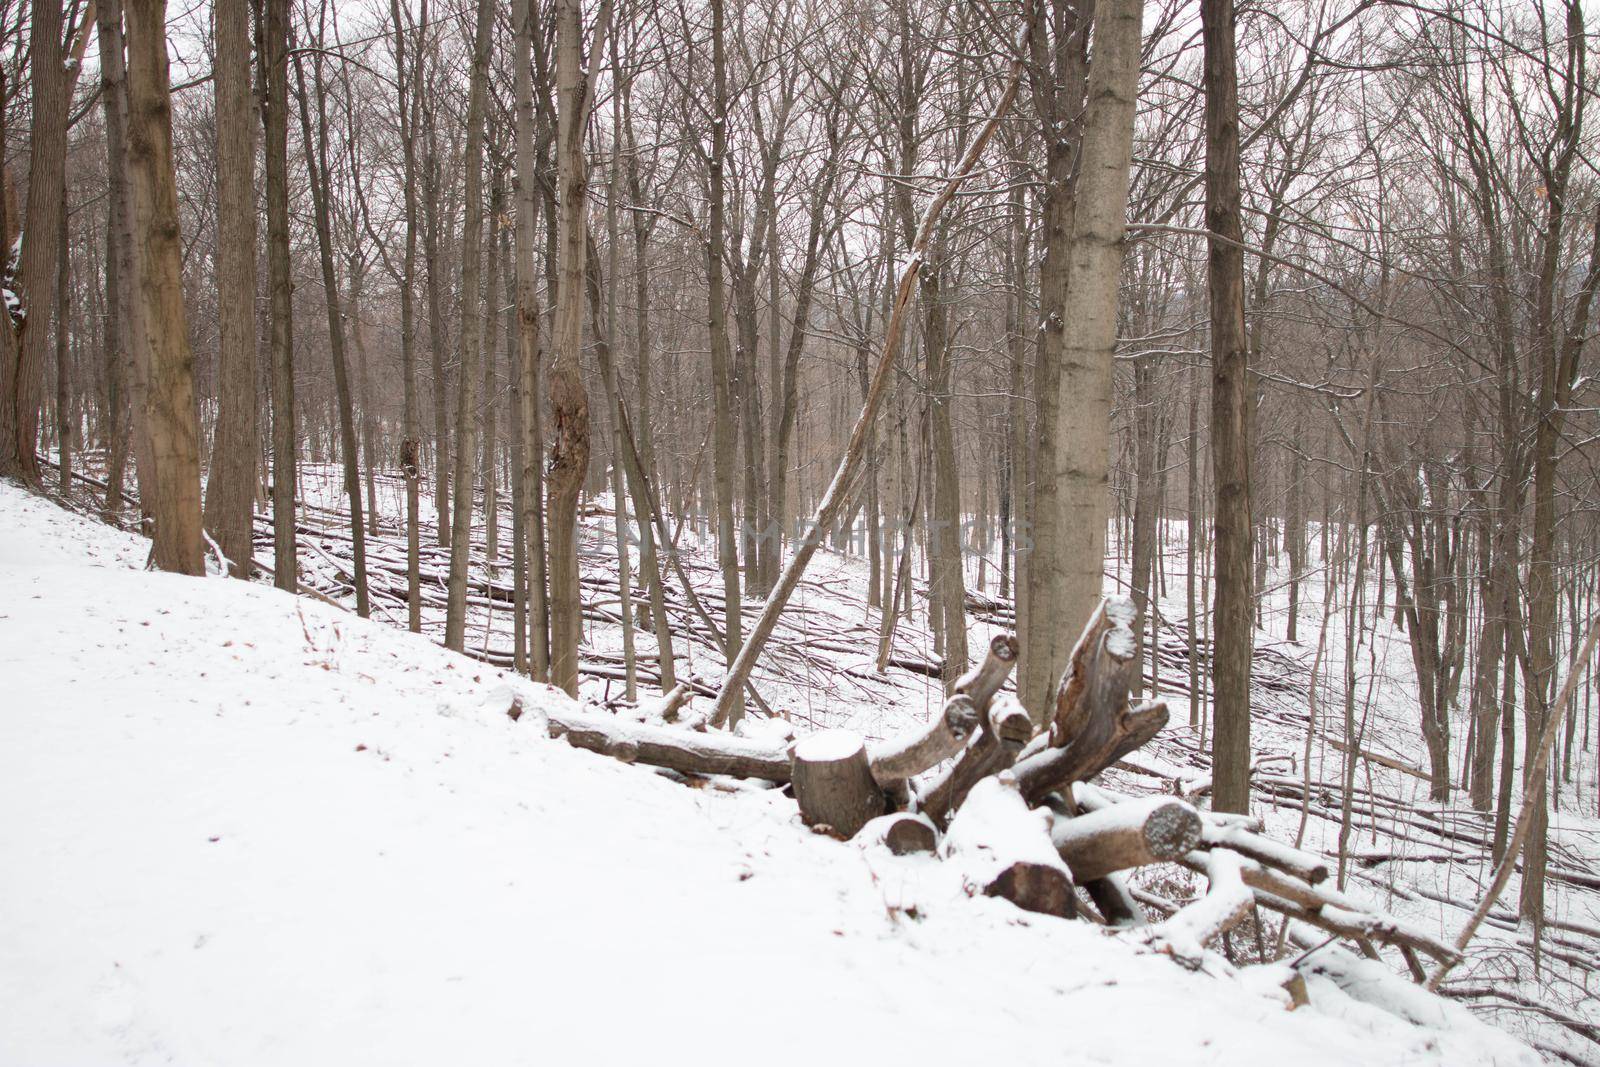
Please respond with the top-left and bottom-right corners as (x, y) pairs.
(542, 592), (1461, 985)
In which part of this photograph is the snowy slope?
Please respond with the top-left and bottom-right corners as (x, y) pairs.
(0, 482), (1536, 1066)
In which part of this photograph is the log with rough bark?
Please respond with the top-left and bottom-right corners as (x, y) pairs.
(955, 633), (1019, 706)
(545, 706), (791, 781)
(944, 774), (1075, 918)
(859, 811), (938, 855)
(1006, 598), (1172, 805)
(1076, 780), (1327, 885)
(791, 730), (885, 839)
(1013, 700), (1168, 805)
(1051, 597), (1139, 748)
(915, 693), (1034, 827)
(1051, 795), (1202, 883)
(868, 693), (982, 787)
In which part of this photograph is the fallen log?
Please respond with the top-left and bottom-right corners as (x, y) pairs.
(858, 811), (938, 855)
(954, 633), (1020, 707)
(915, 694), (1034, 827)
(545, 708), (792, 781)
(1079, 779), (1328, 886)
(1051, 795), (1202, 883)
(1145, 849), (1254, 968)
(867, 694), (982, 787)
(944, 774), (1075, 919)
(791, 730), (886, 839)
(1013, 700), (1168, 805)
(1198, 820), (1330, 886)
(866, 633), (1017, 788)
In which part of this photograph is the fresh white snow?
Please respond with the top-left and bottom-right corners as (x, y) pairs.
(0, 482), (1542, 1065)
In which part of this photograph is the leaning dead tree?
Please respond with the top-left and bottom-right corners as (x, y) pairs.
(536, 598), (1454, 977)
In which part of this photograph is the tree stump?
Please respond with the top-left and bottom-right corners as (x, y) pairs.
(791, 730), (885, 839)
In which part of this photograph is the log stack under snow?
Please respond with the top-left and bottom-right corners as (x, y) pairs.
(539, 596), (1460, 980)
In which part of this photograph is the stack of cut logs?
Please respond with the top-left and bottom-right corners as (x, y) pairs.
(541, 596), (1457, 977)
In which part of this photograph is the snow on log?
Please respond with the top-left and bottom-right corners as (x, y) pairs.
(867, 693), (982, 787)
(1013, 700), (1168, 805)
(944, 774), (1075, 919)
(1199, 820), (1330, 886)
(546, 709), (793, 781)
(1179, 851), (1459, 963)
(915, 693), (1035, 827)
(1051, 795), (1203, 883)
(868, 635), (1019, 790)
(952, 633), (1019, 708)
(791, 730), (886, 839)
(642, 682), (694, 723)
(858, 812), (939, 855)
(1145, 849), (1254, 968)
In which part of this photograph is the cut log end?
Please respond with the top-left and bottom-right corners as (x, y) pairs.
(860, 812), (938, 855)
(984, 862), (1076, 919)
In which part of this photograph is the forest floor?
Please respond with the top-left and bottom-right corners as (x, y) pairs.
(3, 467), (1595, 1063)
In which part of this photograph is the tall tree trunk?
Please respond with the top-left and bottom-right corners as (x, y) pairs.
(54, 192), (72, 491)
(1017, 0), (1088, 722)
(262, 0), (296, 590)
(0, 0), (68, 483)
(1129, 344), (1159, 700)
(443, 0), (494, 651)
(203, 0), (257, 578)
(1035, 0), (1144, 715)
(294, 45), (369, 617)
(923, 252), (968, 688)
(97, 0), (134, 520)
(1203, 0), (1254, 814)
(421, 88), (451, 547)
(707, 0), (742, 704)
(391, 0), (424, 632)
(546, 0), (606, 694)
(124, 0), (203, 574)
(513, 0), (550, 678)
(481, 176), (504, 564)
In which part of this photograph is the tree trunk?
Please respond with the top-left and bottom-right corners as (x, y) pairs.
(512, 0), (550, 678)
(293, 45), (369, 616)
(391, 0), (423, 633)
(443, 0), (493, 651)
(707, 0), (743, 710)
(1202, 0), (1253, 815)
(124, 0), (203, 574)
(202, 0), (257, 579)
(546, 0), (605, 694)
(262, 0), (296, 591)
(0, 0), (68, 483)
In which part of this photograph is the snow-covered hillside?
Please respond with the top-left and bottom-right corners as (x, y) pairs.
(0, 480), (1543, 1065)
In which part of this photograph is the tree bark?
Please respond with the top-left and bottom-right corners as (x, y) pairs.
(293, 44), (369, 616)
(0, 0), (68, 483)
(202, 0), (258, 579)
(1202, 0), (1253, 815)
(262, 0), (296, 590)
(443, 0), (494, 650)
(124, 0), (204, 574)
